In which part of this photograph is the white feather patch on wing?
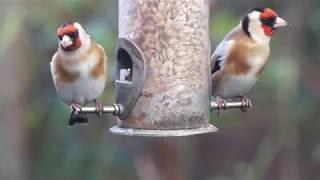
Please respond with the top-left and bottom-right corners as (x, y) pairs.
(50, 53), (58, 87)
(211, 40), (234, 72)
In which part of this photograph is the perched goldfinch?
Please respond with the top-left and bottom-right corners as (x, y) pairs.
(50, 22), (107, 125)
(211, 7), (288, 111)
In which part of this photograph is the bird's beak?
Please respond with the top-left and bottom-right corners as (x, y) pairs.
(60, 35), (73, 48)
(274, 17), (288, 28)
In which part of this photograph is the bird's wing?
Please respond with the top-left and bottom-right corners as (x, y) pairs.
(211, 40), (234, 74)
(50, 53), (58, 84)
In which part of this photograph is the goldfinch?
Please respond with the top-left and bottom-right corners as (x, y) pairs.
(211, 7), (288, 111)
(50, 22), (107, 125)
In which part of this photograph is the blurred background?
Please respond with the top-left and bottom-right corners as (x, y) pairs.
(0, 0), (319, 179)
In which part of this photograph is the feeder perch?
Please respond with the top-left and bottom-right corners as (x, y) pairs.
(78, 104), (123, 116)
(210, 98), (252, 111)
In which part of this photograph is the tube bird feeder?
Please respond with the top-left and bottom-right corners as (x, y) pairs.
(110, 0), (217, 136)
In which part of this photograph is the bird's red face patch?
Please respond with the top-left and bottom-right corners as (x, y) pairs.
(57, 24), (77, 37)
(260, 8), (278, 19)
(261, 25), (274, 37)
(260, 8), (278, 37)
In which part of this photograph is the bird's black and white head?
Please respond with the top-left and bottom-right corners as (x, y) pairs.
(242, 7), (288, 42)
(57, 22), (90, 52)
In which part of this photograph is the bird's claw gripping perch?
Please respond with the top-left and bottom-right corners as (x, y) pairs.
(69, 103), (88, 126)
(94, 100), (104, 117)
(70, 103), (82, 115)
(240, 96), (252, 112)
(215, 96), (227, 114)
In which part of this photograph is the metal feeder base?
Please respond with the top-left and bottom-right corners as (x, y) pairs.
(109, 124), (217, 137)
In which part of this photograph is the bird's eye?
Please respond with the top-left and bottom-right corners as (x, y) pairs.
(260, 17), (276, 27)
(58, 35), (62, 40)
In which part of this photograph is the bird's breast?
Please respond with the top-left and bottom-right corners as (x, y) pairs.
(58, 77), (106, 105)
(217, 72), (259, 97)
(248, 55), (268, 72)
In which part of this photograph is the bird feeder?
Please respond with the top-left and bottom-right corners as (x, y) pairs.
(109, 0), (216, 136)
(77, 0), (251, 137)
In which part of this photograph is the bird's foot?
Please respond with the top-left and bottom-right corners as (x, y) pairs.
(94, 100), (104, 117)
(215, 96), (227, 114)
(70, 103), (82, 114)
(239, 96), (252, 112)
(69, 103), (88, 126)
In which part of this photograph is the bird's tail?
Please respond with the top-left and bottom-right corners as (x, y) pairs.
(69, 111), (88, 126)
